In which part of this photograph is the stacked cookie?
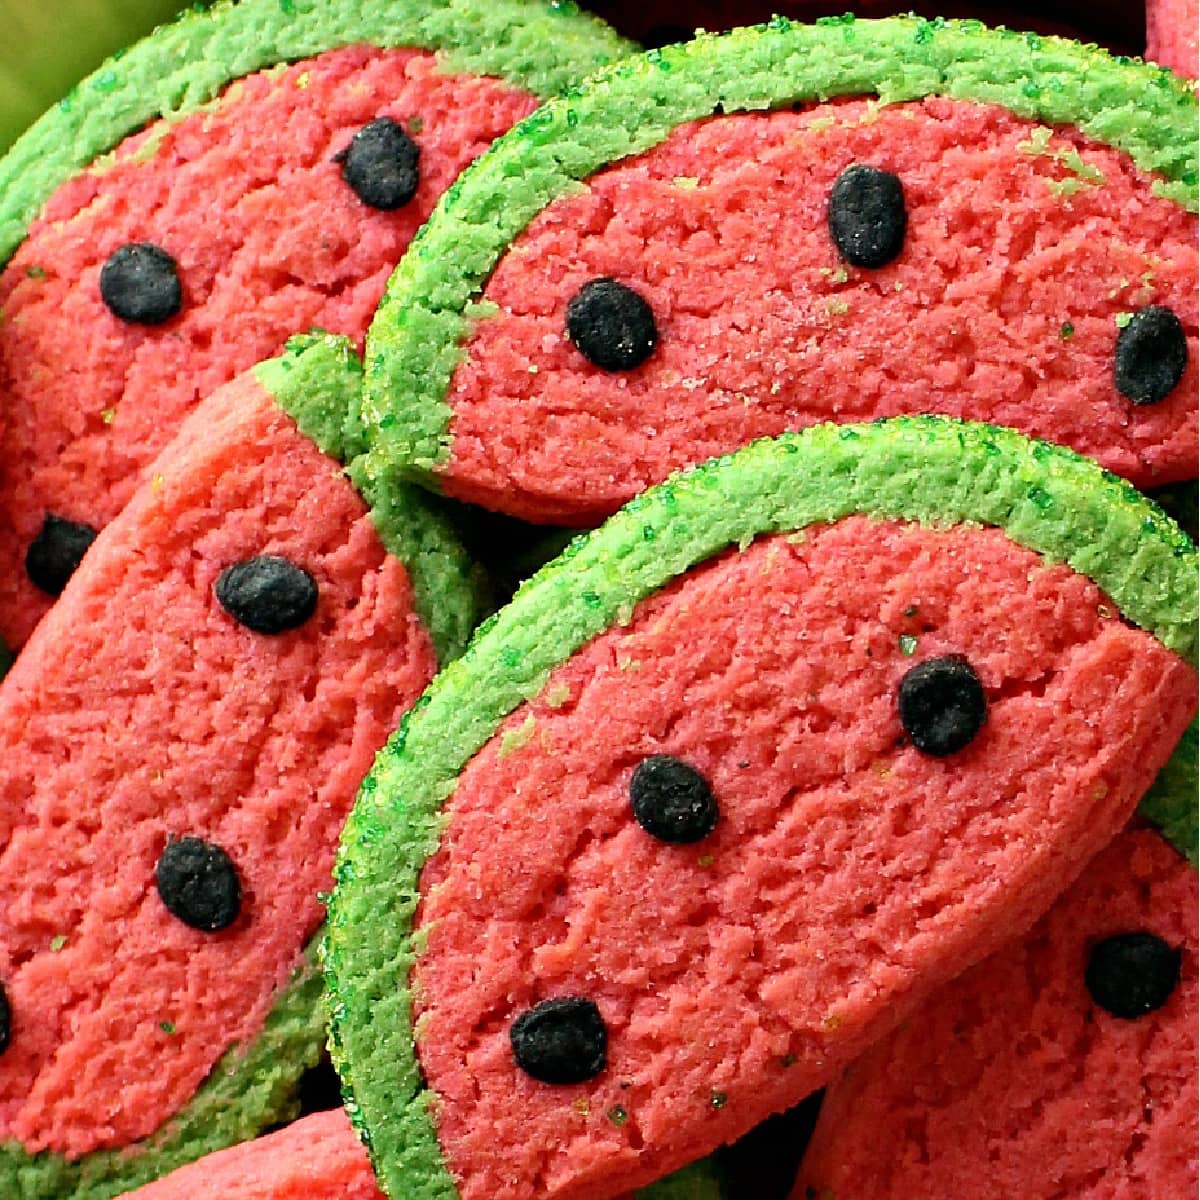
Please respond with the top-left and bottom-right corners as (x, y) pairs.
(0, 5), (1195, 1199)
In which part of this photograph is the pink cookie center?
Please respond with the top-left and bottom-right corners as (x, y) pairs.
(444, 97), (1197, 523)
(119, 1109), (383, 1200)
(797, 826), (1197, 1199)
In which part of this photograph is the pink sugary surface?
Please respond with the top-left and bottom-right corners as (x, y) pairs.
(0, 373), (437, 1156)
(119, 1109), (383, 1200)
(443, 98), (1198, 524)
(0, 45), (534, 648)
(795, 827), (1198, 1200)
(1146, 0), (1199, 76)
(412, 518), (1197, 1199)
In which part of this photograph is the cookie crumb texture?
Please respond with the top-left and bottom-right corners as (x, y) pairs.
(1146, 0), (1198, 77)
(0, 371), (436, 1157)
(795, 826), (1197, 1199)
(118, 1109), (384, 1200)
(0, 44), (534, 647)
(411, 518), (1196, 1198)
(441, 98), (1196, 523)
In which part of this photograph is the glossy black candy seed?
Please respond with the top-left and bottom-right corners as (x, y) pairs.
(828, 164), (907, 269)
(0, 981), (10, 1055)
(99, 242), (182, 325)
(630, 755), (719, 844)
(511, 997), (607, 1085)
(334, 117), (420, 211)
(25, 514), (98, 596)
(566, 278), (658, 372)
(156, 836), (241, 931)
(897, 654), (987, 757)
(1086, 932), (1181, 1020)
(215, 556), (317, 634)
(1114, 305), (1188, 405)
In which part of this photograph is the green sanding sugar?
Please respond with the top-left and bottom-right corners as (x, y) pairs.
(0, 0), (633, 266)
(358, 16), (1198, 482)
(325, 416), (1197, 1200)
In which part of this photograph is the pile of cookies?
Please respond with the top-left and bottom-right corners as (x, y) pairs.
(0, 2), (1194, 1198)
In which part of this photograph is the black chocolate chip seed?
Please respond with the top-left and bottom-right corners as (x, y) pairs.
(510, 997), (607, 1085)
(0, 981), (10, 1055)
(99, 242), (182, 325)
(215, 556), (318, 635)
(25, 514), (98, 596)
(897, 654), (987, 757)
(630, 755), (719, 844)
(155, 836), (241, 932)
(334, 117), (420, 211)
(566, 277), (658, 372)
(828, 164), (907, 269)
(1114, 305), (1188, 405)
(1086, 932), (1182, 1020)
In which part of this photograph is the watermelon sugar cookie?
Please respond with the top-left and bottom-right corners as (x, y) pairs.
(360, 16), (1198, 526)
(0, 334), (485, 1200)
(326, 417), (1198, 1200)
(0, 0), (631, 651)
(793, 811), (1198, 1198)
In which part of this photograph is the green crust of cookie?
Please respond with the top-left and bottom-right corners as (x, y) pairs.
(357, 14), (1199, 485)
(0, 0), (634, 266)
(255, 332), (488, 664)
(1141, 718), (1199, 866)
(325, 416), (1198, 1200)
(0, 949), (325, 1200)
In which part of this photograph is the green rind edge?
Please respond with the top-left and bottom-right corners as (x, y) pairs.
(254, 332), (488, 664)
(0, 0), (634, 266)
(325, 416), (1198, 1200)
(359, 13), (1200, 481)
(0, 945), (325, 1200)
(1141, 718), (1199, 866)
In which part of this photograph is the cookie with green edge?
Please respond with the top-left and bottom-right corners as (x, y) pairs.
(0, 332), (487, 1200)
(360, 15), (1197, 527)
(0, 0), (632, 654)
(793, 818), (1197, 1199)
(326, 415), (1198, 1200)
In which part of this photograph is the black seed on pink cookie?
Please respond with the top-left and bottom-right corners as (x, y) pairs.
(334, 117), (420, 211)
(510, 997), (608, 1084)
(566, 277), (658, 372)
(156, 836), (242, 932)
(216, 555), (318, 634)
(1086, 931), (1182, 1019)
(1114, 305), (1188, 405)
(25, 514), (98, 596)
(898, 654), (987, 757)
(828, 164), (907, 269)
(99, 242), (182, 325)
(630, 755), (719, 844)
